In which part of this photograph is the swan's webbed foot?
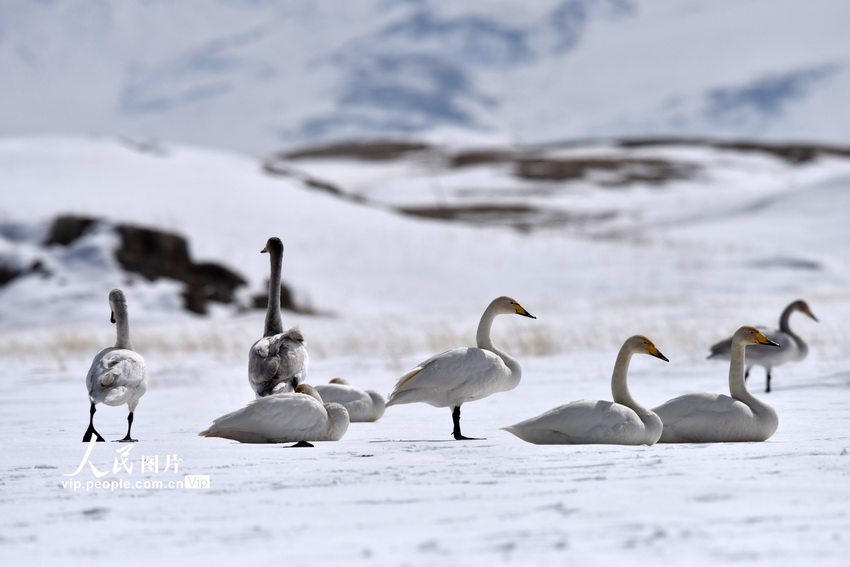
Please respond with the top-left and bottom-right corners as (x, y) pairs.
(83, 403), (105, 442)
(289, 440), (314, 448)
(82, 426), (106, 443)
(452, 432), (484, 441)
(114, 436), (139, 443)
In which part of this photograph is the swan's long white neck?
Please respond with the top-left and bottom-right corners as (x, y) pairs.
(264, 248), (284, 337)
(729, 340), (763, 409)
(778, 304), (807, 357)
(476, 304), (521, 383)
(113, 304), (133, 351)
(610, 345), (653, 419)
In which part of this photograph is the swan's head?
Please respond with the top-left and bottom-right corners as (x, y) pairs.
(495, 296), (536, 319)
(791, 299), (818, 322)
(261, 237), (284, 255)
(108, 289), (127, 324)
(735, 326), (780, 347)
(295, 383), (323, 403)
(627, 335), (669, 362)
(329, 377), (350, 385)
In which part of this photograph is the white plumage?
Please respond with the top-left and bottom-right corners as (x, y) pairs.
(386, 296), (535, 440)
(654, 326), (780, 443)
(83, 289), (149, 442)
(199, 384), (349, 444)
(707, 300), (817, 392)
(249, 237), (308, 397)
(502, 335), (668, 445)
(314, 378), (386, 422)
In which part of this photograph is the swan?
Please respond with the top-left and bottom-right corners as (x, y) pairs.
(314, 378), (386, 422)
(248, 237), (308, 397)
(199, 384), (349, 444)
(707, 300), (817, 392)
(502, 335), (668, 445)
(83, 289), (149, 442)
(386, 296), (536, 440)
(654, 326), (780, 443)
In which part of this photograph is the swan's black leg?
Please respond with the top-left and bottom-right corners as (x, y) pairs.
(744, 367), (751, 381)
(115, 411), (138, 442)
(452, 405), (483, 441)
(82, 403), (106, 442)
(765, 370), (772, 394)
(289, 440), (314, 448)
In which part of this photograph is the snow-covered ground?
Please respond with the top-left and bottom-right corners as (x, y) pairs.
(1, 136), (849, 565)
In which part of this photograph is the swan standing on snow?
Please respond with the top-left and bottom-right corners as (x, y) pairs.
(707, 300), (817, 393)
(502, 335), (668, 445)
(249, 237), (308, 397)
(199, 384), (349, 445)
(654, 326), (780, 443)
(314, 378), (386, 422)
(386, 296), (536, 440)
(83, 289), (149, 442)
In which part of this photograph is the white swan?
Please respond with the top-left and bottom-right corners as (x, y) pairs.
(199, 384), (349, 444)
(386, 296), (536, 440)
(314, 378), (386, 422)
(83, 289), (149, 442)
(707, 300), (817, 392)
(654, 326), (780, 443)
(249, 237), (308, 397)
(502, 335), (668, 445)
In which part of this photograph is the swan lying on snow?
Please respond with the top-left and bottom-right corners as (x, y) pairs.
(387, 296), (536, 440)
(314, 378), (386, 422)
(199, 384), (349, 444)
(654, 326), (780, 443)
(502, 335), (668, 445)
(707, 299), (817, 393)
(83, 289), (149, 442)
(249, 237), (308, 397)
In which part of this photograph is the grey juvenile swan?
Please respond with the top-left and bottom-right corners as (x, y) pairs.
(248, 237), (308, 397)
(83, 289), (149, 442)
(502, 335), (668, 445)
(707, 300), (817, 392)
(386, 296), (536, 440)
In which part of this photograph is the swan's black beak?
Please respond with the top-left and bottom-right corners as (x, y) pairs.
(260, 247), (268, 254)
(110, 310), (116, 324)
(765, 337), (780, 348)
(654, 350), (670, 362)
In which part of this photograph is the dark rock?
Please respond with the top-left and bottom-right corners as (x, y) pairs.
(45, 215), (99, 246)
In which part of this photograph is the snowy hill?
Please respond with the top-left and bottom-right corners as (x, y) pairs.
(1, 0), (849, 155)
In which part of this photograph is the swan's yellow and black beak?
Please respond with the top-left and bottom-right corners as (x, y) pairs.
(755, 330), (780, 347)
(261, 245), (269, 254)
(804, 306), (819, 322)
(514, 304), (536, 319)
(649, 344), (669, 362)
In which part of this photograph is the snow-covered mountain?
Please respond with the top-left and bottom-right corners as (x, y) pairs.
(1, 0), (849, 155)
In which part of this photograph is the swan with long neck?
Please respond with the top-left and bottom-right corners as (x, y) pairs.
(502, 335), (668, 445)
(199, 384), (349, 444)
(386, 296), (535, 440)
(83, 289), (149, 442)
(654, 326), (780, 443)
(314, 378), (386, 422)
(248, 237), (308, 397)
(707, 300), (817, 392)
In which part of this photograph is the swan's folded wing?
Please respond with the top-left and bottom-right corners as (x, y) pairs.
(505, 400), (636, 443)
(314, 384), (370, 406)
(249, 329), (309, 395)
(387, 347), (507, 407)
(201, 394), (326, 442)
